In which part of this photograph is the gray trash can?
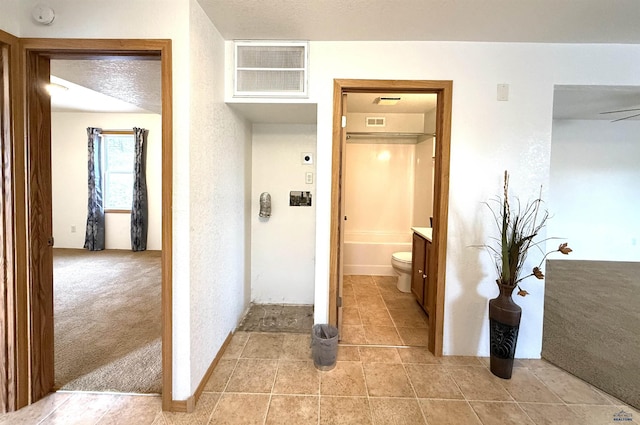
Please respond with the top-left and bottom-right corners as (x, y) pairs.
(311, 324), (339, 371)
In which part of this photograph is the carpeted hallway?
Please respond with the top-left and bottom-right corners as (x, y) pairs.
(53, 248), (162, 393)
(543, 259), (640, 410)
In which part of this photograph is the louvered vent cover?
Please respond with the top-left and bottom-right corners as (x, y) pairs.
(366, 117), (386, 127)
(235, 41), (308, 97)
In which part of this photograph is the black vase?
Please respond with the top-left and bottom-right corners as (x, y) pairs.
(488, 283), (522, 379)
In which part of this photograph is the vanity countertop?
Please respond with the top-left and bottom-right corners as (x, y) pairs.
(411, 227), (432, 242)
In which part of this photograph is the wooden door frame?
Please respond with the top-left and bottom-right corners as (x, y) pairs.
(329, 79), (452, 356)
(0, 29), (29, 413)
(16, 38), (173, 410)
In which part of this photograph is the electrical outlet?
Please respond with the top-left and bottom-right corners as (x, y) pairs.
(305, 172), (313, 184)
(71, 225), (76, 233)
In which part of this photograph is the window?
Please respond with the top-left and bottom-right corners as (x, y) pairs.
(103, 132), (135, 212)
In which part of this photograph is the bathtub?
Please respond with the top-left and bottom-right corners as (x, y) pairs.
(343, 232), (412, 276)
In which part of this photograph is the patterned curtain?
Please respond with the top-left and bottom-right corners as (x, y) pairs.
(131, 127), (149, 251)
(84, 127), (105, 251)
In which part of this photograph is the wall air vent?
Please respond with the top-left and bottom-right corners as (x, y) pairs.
(234, 41), (308, 97)
(366, 117), (386, 127)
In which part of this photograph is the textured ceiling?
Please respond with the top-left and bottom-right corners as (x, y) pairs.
(197, 0), (640, 43)
(50, 59), (161, 114)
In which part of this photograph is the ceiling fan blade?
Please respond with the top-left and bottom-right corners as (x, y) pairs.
(611, 112), (640, 122)
(600, 107), (640, 115)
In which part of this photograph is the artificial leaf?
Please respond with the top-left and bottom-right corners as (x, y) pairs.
(517, 289), (530, 297)
(533, 267), (544, 279)
(558, 242), (573, 255)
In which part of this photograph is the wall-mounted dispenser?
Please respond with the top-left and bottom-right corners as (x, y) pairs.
(259, 192), (271, 218)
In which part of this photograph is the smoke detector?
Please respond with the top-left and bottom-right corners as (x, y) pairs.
(32, 4), (56, 25)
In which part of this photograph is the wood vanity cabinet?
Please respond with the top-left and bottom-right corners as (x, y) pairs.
(411, 232), (432, 316)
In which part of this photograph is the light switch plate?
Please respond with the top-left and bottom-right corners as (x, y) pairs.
(497, 83), (509, 101)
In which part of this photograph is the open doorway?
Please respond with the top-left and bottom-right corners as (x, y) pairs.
(544, 84), (640, 410)
(49, 59), (162, 393)
(19, 38), (173, 410)
(329, 79), (452, 356)
(339, 92), (436, 347)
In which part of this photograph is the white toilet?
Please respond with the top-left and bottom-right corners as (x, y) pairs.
(391, 251), (412, 293)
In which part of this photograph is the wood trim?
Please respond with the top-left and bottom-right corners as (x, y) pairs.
(104, 209), (131, 214)
(0, 29), (26, 413)
(333, 78), (454, 93)
(17, 38), (174, 409)
(18, 38), (170, 57)
(0, 36), (12, 413)
(168, 332), (233, 413)
(328, 80), (343, 326)
(3, 30), (29, 411)
(25, 49), (54, 402)
(329, 79), (452, 356)
(192, 332), (232, 410)
(160, 40), (174, 412)
(430, 83), (452, 356)
(170, 396), (195, 414)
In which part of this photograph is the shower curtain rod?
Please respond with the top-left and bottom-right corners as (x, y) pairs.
(346, 132), (436, 139)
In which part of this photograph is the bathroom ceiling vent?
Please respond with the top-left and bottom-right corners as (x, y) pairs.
(234, 41), (308, 97)
(366, 117), (386, 127)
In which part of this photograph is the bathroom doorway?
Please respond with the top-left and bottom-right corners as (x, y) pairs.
(329, 79), (452, 356)
(340, 92), (436, 347)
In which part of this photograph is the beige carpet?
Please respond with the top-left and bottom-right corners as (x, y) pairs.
(54, 248), (162, 393)
(543, 259), (640, 410)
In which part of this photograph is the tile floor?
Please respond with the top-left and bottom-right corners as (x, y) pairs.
(341, 275), (429, 346)
(2, 330), (637, 424)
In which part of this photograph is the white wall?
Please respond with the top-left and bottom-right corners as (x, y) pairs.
(309, 42), (640, 360)
(7, 0), (640, 384)
(7, 0), (195, 399)
(345, 141), (415, 236)
(413, 137), (434, 228)
(5, 0), (253, 401)
(187, 0), (252, 396)
(549, 119), (640, 262)
(0, 1), (19, 35)
(51, 112), (162, 250)
(251, 124), (316, 304)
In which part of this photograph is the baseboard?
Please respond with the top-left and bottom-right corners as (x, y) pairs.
(169, 396), (195, 413)
(168, 331), (233, 413)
